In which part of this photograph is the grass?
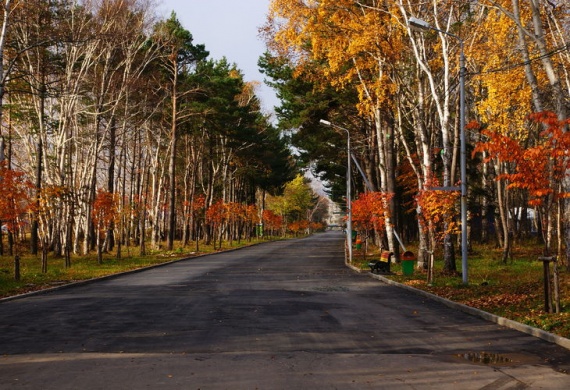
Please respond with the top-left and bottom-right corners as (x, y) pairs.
(353, 242), (570, 339)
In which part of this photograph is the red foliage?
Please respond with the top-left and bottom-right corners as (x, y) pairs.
(414, 175), (460, 240)
(474, 111), (570, 206)
(262, 209), (283, 231)
(351, 191), (393, 233)
(91, 189), (119, 233)
(244, 204), (259, 224)
(206, 199), (228, 225)
(288, 219), (309, 235)
(0, 162), (33, 232)
(192, 194), (206, 211)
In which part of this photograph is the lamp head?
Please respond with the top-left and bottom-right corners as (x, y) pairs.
(409, 17), (431, 32)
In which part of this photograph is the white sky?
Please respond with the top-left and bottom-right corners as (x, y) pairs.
(158, 0), (279, 116)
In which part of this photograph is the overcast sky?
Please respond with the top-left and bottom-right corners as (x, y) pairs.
(158, 0), (279, 115)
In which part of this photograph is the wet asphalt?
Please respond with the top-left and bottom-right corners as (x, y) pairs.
(0, 231), (569, 389)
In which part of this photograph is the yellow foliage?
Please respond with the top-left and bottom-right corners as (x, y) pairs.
(266, 0), (405, 117)
(472, 1), (555, 139)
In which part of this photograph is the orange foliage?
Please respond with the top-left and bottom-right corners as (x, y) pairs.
(244, 204), (259, 225)
(206, 200), (258, 228)
(206, 199), (228, 226)
(351, 191), (393, 233)
(288, 219), (308, 235)
(226, 202), (243, 222)
(262, 209), (283, 231)
(265, 0), (403, 116)
(415, 175), (460, 240)
(192, 194), (206, 211)
(91, 189), (119, 234)
(474, 111), (570, 206)
(0, 162), (33, 232)
(309, 221), (324, 232)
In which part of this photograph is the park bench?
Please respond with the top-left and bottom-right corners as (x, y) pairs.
(368, 251), (392, 274)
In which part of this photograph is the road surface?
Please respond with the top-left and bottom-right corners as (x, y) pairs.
(0, 231), (569, 389)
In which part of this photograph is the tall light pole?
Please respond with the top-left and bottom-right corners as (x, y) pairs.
(409, 17), (468, 284)
(320, 119), (352, 263)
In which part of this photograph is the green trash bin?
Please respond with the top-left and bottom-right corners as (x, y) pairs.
(401, 251), (415, 276)
(401, 260), (414, 275)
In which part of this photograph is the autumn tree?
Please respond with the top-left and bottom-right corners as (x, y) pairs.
(0, 1), (293, 264)
(475, 112), (570, 262)
(91, 189), (119, 264)
(185, 193), (205, 251)
(474, 0), (570, 261)
(265, 1), (399, 230)
(265, 174), (317, 226)
(262, 209), (284, 238)
(205, 199), (228, 250)
(36, 185), (73, 271)
(415, 176), (461, 252)
(0, 0), (13, 164)
(351, 191), (393, 243)
(0, 161), (32, 279)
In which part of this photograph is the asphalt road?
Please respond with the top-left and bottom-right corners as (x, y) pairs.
(1, 231), (569, 389)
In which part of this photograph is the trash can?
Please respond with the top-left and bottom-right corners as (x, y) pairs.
(401, 251), (415, 276)
(355, 239), (362, 250)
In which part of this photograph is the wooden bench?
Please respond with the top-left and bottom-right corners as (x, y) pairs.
(368, 251), (392, 274)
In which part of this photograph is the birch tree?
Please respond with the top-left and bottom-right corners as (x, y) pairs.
(396, 0), (473, 272)
(0, 0), (12, 162)
(479, 0), (570, 263)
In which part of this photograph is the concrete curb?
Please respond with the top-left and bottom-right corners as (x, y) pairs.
(346, 261), (570, 351)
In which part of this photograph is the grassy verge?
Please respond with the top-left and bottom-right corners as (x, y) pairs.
(353, 243), (570, 339)
(0, 238), (272, 299)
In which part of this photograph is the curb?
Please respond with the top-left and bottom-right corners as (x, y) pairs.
(346, 261), (570, 351)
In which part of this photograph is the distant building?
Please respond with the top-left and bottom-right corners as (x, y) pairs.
(327, 202), (345, 229)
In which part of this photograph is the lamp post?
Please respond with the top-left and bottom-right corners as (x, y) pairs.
(409, 17), (468, 284)
(320, 119), (352, 263)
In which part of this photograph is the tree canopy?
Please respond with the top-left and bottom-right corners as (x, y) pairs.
(0, 0), (298, 263)
(262, 0), (570, 267)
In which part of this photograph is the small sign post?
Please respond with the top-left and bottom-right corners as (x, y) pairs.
(537, 256), (560, 313)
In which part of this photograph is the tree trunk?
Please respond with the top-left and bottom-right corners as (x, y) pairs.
(496, 168), (511, 263)
(30, 79), (46, 256)
(384, 113), (400, 259)
(106, 118), (116, 252)
(374, 110), (396, 255)
(167, 68), (178, 251)
(41, 241), (48, 274)
(14, 254), (20, 281)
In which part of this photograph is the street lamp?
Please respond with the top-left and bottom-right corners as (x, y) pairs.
(409, 17), (468, 284)
(320, 119), (352, 263)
